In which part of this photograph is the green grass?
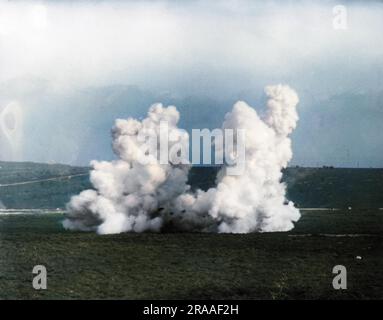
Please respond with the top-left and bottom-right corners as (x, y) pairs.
(0, 210), (382, 300)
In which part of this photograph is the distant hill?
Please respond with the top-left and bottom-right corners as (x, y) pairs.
(189, 166), (383, 209)
(283, 167), (383, 209)
(0, 161), (382, 209)
(0, 161), (89, 184)
(0, 161), (91, 209)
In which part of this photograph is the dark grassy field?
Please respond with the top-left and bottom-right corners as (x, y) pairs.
(1, 163), (382, 299)
(0, 210), (382, 300)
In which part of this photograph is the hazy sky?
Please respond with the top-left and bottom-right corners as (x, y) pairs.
(0, 0), (382, 167)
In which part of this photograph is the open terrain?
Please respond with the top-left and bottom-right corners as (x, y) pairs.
(0, 162), (382, 299)
(0, 210), (382, 299)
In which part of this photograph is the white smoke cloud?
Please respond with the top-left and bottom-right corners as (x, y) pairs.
(64, 103), (190, 234)
(63, 84), (300, 234)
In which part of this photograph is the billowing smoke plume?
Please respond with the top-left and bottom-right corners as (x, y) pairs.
(63, 85), (300, 234)
(63, 104), (190, 234)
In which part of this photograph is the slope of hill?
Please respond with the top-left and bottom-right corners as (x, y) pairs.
(189, 166), (383, 209)
(0, 162), (382, 209)
(284, 167), (383, 209)
(0, 161), (91, 209)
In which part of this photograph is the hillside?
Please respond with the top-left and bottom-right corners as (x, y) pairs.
(0, 161), (91, 209)
(189, 166), (383, 209)
(0, 161), (382, 209)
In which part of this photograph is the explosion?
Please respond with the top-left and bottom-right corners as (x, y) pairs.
(63, 85), (300, 234)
